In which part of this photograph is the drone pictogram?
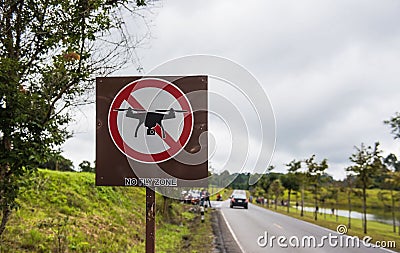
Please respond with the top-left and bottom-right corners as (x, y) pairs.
(113, 107), (188, 139)
(107, 78), (194, 164)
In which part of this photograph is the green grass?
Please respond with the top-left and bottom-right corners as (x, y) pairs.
(282, 187), (400, 211)
(171, 206), (215, 253)
(257, 203), (400, 251)
(0, 170), (215, 253)
(155, 201), (215, 253)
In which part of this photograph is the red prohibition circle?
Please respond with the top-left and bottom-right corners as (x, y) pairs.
(108, 78), (193, 163)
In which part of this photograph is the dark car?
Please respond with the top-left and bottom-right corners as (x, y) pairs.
(230, 193), (248, 209)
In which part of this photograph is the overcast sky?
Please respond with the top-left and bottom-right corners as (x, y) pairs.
(62, 0), (400, 180)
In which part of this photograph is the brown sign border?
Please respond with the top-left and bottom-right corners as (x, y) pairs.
(96, 76), (208, 187)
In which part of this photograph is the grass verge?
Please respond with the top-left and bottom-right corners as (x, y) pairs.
(0, 170), (215, 253)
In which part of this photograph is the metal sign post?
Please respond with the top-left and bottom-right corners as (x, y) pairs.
(146, 187), (155, 253)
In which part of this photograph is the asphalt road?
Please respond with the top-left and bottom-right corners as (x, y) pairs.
(211, 200), (395, 253)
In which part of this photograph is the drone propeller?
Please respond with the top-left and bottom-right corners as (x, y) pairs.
(155, 109), (187, 113)
(113, 108), (146, 112)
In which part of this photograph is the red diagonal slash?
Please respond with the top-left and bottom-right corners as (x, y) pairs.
(154, 125), (182, 151)
(126, 94), (145, 110)
(126, 94), (182, 151)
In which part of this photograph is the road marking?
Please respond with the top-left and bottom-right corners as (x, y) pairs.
(220, 209), (246, 253)
(254, 205), (397, 253)
(273, 223), (283, 229)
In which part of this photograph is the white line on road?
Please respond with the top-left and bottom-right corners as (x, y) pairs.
(220, 209), (246, 253)
(273, 223), (283, 229)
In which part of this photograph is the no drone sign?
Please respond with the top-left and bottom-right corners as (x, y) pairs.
(96, 76), (208, 187)
(108, 78), (193, 163)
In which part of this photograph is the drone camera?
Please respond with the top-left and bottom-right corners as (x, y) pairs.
(147, 128), (156, 135)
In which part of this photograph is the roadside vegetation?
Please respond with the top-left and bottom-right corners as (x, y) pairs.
(0, 169), (214, 253)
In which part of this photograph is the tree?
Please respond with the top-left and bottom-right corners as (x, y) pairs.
(0, 0), (149, 236)
(384, 154), (400, 173)
(329, 186), (340, 222)
(384, 164), (400, 234)
(283, 159), (307, 216)
(252, 186), (266, 200)
(256, 165), (277, 208)
(270, 179), (283, 210)
(40, 153), (74, 172)
(319, 187), (330, 220)
(384, 112), (400, 139)
(346, 142), (383, 234)
(280, 174), (299, 213)
(210, 170), (235, 189)
(345, 173), (356, 229)
(390, 171), (400, 235)
(305, 155), (328, 221)
(79, 160), (95, 173)
(229, 173), (250, 190)
(282, 160), (301, 213)
(385, 112), (400, 235)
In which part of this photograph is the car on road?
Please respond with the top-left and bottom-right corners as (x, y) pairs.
(230, 192), (248, 209)
(190, 191), (201, 205)
(181, 190), (201, 205)
(182, 190), (201, 205)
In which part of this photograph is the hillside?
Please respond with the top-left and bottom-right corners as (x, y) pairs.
(0, 170), (214, 252)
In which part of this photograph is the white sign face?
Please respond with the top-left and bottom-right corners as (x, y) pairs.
(108, 78), (193, 163)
